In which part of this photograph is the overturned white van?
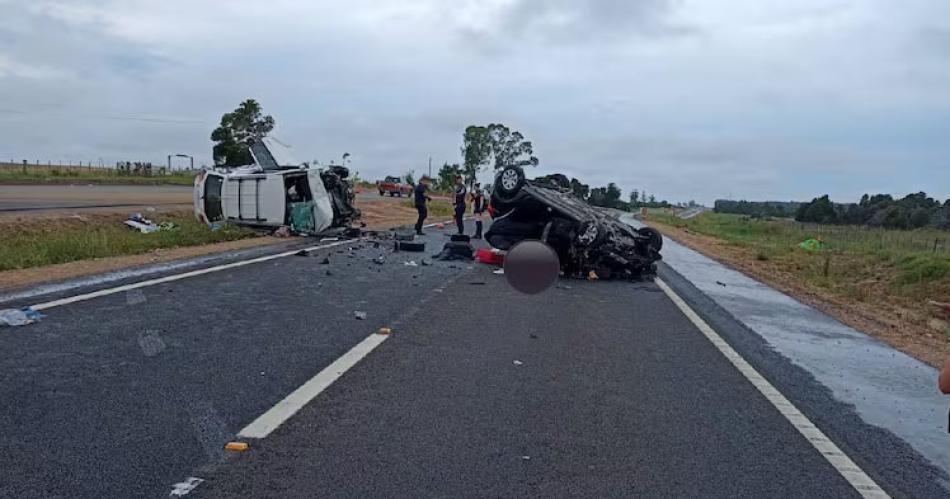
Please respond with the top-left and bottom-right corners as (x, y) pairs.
(194, 138), (360, 234)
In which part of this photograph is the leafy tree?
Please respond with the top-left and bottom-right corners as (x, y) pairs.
(629, 189), (639, 206)
(211, 99), (275, 166)
(605, 183), (623, 208)
(569, 177), (589, 200)
(486, 123), (539, 170)
(795, 195), (838, 224)
(437, 162), (463, 191)
(405, 169), (416, 186)
(461, 126), (491, 187)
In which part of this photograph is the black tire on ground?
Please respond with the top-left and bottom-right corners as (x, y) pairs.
(493, 165), (526, 203)
(637, 227), (663, 252)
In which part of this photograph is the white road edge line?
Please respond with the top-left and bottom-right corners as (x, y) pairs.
(655, 278), (890, 499)
(29, 220), (449, 312)
(238, 332), (389, 439)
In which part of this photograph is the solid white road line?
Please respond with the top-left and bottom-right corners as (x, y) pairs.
(655, 278), (890, 499)
(29, 239), (354, 311)
(28, 219), (453, 312)
(238, 332), (389, 439)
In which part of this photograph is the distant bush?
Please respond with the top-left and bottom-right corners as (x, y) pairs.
(796, 192), (950, 231)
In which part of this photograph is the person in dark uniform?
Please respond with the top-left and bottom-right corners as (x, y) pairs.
(453, 176), (467, 235)
(471, 182), (486, 239)
(414, 176), (432, 235)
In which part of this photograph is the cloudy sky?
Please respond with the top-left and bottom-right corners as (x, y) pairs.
(1, 0), (948, 204)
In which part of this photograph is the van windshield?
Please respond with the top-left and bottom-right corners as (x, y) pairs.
(204, 175), (224, 222)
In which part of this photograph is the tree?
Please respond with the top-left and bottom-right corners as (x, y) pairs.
(795, 195), (838, 224)
(211, 99), (275, 166)
(629, 189), (639, 206)
(569, 177), (589, 200)
(405, 169), (416, 186)
(605, 183), (623, 208)
(437, 162), (463, 191)
(461, 126), (491, 188)
(486, 123), (539, 170)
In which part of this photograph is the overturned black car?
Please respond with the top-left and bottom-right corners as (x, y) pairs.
(485, 165), (662, 279)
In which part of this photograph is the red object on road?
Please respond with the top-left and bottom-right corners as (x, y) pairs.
(477, 248), (505, 265)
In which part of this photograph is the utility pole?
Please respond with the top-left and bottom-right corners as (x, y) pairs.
(428, 156), (432, 179)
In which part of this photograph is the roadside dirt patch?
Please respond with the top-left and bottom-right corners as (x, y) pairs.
(648, 220), (948, 367)
(0, 199), (431, 292)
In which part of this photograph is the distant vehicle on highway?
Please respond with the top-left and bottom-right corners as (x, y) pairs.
(377, 176), (413, 197)
(194, 138), (360, 234)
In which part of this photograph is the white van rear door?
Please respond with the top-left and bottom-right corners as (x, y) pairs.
(307, 170), (334, 233)
(223, 175), (267, 223)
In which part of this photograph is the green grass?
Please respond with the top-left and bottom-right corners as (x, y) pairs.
(0, 169), (196, 186)
(649, 211), (950, 297)
(403, 198), (455, 218)
(0, 216), (258, 271)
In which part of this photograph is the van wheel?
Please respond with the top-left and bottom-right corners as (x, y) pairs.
(494, 166), (526, 203)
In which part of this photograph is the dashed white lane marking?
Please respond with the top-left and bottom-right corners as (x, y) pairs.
(29, 220), (452, 312)
(655, 278), (890, 499)
(238, 332), (389, 439)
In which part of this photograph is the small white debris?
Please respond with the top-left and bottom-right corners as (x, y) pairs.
(169, 476), (204, 496)
(513, 360), (523, 366)
(493, 269), (505, 275)
(354, 311), (368, 320)
(404, 261), (418, 267)
(521, 455), (531, 460)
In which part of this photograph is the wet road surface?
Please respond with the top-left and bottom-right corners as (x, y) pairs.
(0, 220), (945, 497)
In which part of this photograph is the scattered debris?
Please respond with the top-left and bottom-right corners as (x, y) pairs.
(587, 270), (599, 281)
(469, 281), (486, 285)
(124, 213), (160, 233)
(521, 456), (531, 461)
(294, 249), (309, 257)
(373, 241), (381, 249)
(320, 257), (331, 264)
(395, 232), (415, 241)
(169, 477), (205, 497)
(354, 311), (368, 320)
(404, 261), (418, 267)
(436, 223), (445, 229)
(320, 237), (340, 242)
(513, 360), (524, 366)
(799, 238), (824, 252)
(0, 307), (44, 327)
(325, 270), (333, 276)
(477, 247), (506, 265)
(273, 226), (292, 238)
(433, 240), (475, 261)
(450, 234), (471, 242)
(378, 327), (392, 335)
(716, 280), (727, 287)
(395, 241), (426, 252)
(69, 214), (89, 223)
(372, 256), (386, 265)
(224, 442), (249, 452)
(493, 269), (505, 275)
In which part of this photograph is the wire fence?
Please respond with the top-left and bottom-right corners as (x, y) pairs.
(0, 160), (194, 177)
(776, 219), (948, 254)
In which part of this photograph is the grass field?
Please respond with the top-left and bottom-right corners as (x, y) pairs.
(403, 198), (455, 218)
(0, 166), (196, 186)
(649, 211), (949, 302)
(0, 214), (257, 271)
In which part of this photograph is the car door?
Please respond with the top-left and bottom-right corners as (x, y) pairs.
(307, 169), (335, 233)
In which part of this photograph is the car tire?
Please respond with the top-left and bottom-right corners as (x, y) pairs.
(575, 220), (606, 248)
(494, 165), (526, 203)
(637, 227), (663, 252)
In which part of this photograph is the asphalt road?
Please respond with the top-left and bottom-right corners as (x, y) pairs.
(0, 220), (943, 498)
(0, 185), (193, 212)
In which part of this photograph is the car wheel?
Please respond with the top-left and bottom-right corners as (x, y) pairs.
(637, 227), (663, 251)
(575, 221), (605, 248)
(494, 165), (526, 202)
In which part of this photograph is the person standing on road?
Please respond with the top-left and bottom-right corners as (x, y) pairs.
(453, 176), (467, 235)
(471, 182), (485, 239)
(414, 176), (432, 235)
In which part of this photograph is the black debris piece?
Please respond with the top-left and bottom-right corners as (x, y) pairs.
(450, 234), (471, 242)
(395, 241), (425, 252)
(394, 232), (415, 242)
(320, 257), (331, 264)
(372, 256), (386, 265)
(469, 281), (486, 285)
(325, 270), (333, 276)
(354, 311), (367, 320)
(373, 241), (380, 248)
(294, 250), (309, 257)
(432, 241), (474, 261)
(716, 281), (727, 287)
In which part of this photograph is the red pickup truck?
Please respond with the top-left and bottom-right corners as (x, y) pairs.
(377, 176), (413, 197)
